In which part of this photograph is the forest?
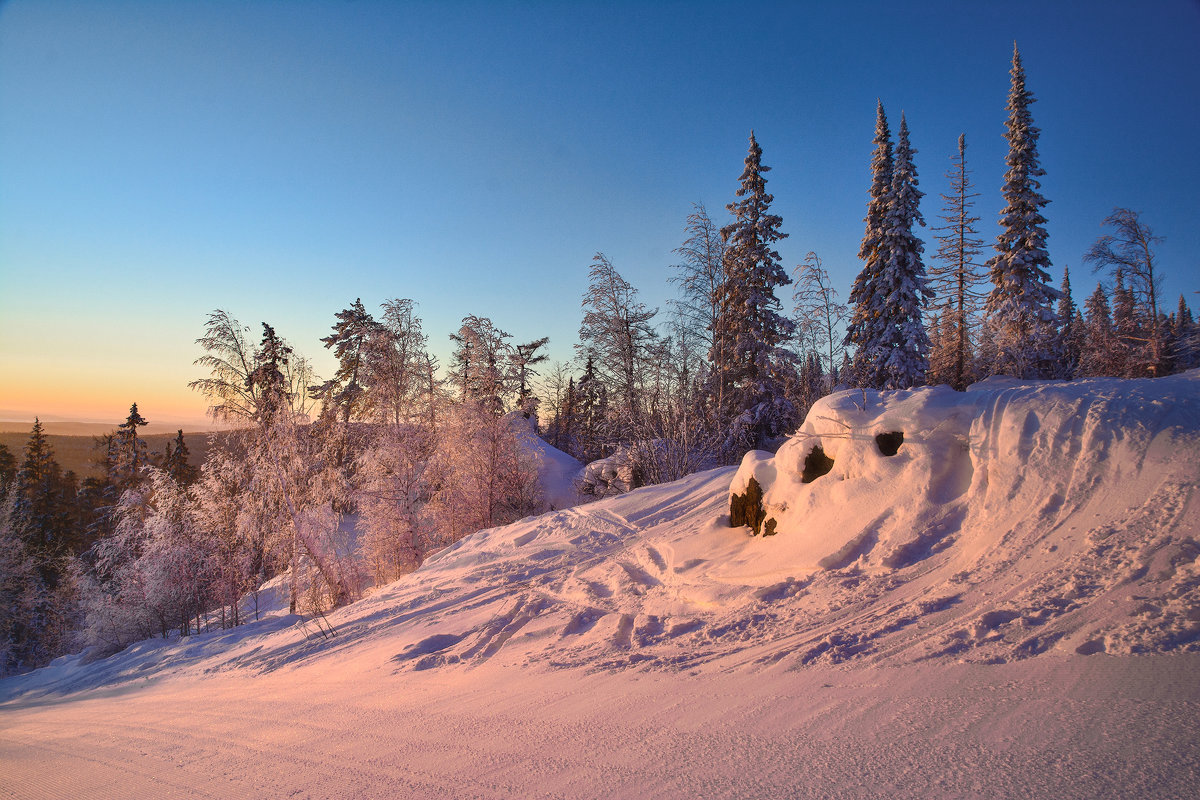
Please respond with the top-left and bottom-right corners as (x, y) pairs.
(2, 46), (1197, 676)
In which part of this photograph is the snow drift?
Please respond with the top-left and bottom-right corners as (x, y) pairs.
(728, 371), (1200, 661)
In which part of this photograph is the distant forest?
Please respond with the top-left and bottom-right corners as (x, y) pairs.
(0, 429), (212, 480)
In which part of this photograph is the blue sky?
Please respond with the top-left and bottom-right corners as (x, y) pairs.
(1, 0), (1198, 426)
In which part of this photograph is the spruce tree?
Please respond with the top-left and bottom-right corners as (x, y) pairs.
(163, 430), (199, 486)
(1080, 283), (1117, 377)
(847, 108), (931, 390)
(1171, 295), (1198, 371)
(249, 323), (294, 427)
(1, 479), (75, 674)
(113, 403), (149, 489)
(713, 131), (796, 450)
(0, 444), (16, 486)
(18, 420), (55, 496)
(846, 102), (894, 386)
(1110, 271), (1139, 376)
(15, 420), (78, 580)
(312, 299), (378, 424)
(1057, 266), (1082, 378)
(556, 376), (576, 452)
(983, 44), (1060, 378)
(875, 113), (932, 389)
(573, 357), (607, 463)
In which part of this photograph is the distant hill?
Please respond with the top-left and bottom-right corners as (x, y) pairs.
(0, 420), (222, 436)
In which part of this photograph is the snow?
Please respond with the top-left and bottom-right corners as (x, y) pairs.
(3, 373), (1199, 798)
(578, 445), (633, 497)
(508, 411), (585, 510)
(732, 371), (1200, 658)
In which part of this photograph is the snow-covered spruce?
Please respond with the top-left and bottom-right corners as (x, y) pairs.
(983, 44), (1060, 378)
(846, 107), (931, 390)
(712, 132), (796, 451)
(845, 101), (894, 387)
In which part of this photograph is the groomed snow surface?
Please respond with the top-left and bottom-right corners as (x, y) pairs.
(3, 374), (1200, 798)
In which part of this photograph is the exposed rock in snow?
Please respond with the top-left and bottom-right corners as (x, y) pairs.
(729, 474), (770, 535)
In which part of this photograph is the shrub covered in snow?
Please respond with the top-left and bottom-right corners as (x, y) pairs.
(578, 447), (635, 497)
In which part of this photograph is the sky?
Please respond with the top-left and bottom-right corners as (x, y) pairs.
(1, 0), (1198, 429)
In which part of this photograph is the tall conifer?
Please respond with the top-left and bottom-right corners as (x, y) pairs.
(984, 44), (1060, 378)
(876, 113), (931, 388)
(847, 107), (930, 389)
(846, 103), (894, 386)
(713, 132), (795, 450)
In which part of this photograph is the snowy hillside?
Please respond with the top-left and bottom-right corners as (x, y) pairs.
(304, 371), (1200, 673)
(2, 373), (1199, 798)
(510, 412), (586, 511)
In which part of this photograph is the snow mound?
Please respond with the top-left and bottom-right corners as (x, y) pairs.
(730, 371), (1200, 660)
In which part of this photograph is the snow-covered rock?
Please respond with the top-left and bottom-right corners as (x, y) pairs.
(578, 446), (635, 497)
(733, 373), (1200, 576)
(725, 371), (1200, 659)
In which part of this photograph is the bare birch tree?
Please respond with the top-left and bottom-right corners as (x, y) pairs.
(792, 252), (848, 390)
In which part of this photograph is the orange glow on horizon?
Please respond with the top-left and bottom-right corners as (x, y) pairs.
(1, 362), (219, 429)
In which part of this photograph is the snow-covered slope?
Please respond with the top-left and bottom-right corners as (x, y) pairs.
(3, 374), (1198, 799)
(510, 411), (586, 510)
(7, 371), (1200, 677)
(341, 371), (1199, 673)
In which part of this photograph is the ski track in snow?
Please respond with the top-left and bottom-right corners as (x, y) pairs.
(2, 373), (1200, 798)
